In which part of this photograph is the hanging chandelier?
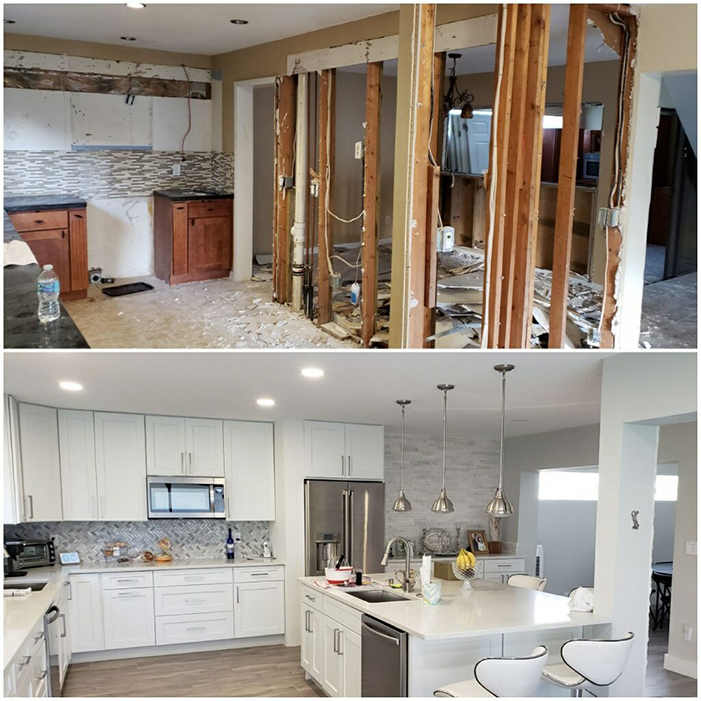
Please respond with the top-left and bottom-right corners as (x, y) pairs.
(431, 384), (455, 513)
(444, 53), (475, 119)
(393, 400), (412, 512)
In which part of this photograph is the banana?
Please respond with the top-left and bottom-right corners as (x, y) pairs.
(456, 548), (476, 570)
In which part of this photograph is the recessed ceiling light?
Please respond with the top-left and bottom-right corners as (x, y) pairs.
(301, 367), (324, 379)
(120, 36), (136, 41)
(230, 19), (249, 25)
(60, 381), (84, 392)
(256, 398), (275, 407)
(4, 19), (16, 24)
(126, 2), (146, 7)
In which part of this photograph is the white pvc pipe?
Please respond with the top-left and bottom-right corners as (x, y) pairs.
(291, 73), (308, 312)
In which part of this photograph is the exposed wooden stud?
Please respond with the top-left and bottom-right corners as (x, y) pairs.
(497, 4), (532, 348)
(483, 5), (518, 347)
(273, 75), (295, 304)
(549, 5), (588, 348)
(430, 52), (446, 161)
(317, 69), (335, 325)
(361, 62), (383, 347)
(510, 4), (551, 348)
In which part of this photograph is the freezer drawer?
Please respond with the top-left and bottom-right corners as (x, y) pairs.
(361, 615), (408, 697)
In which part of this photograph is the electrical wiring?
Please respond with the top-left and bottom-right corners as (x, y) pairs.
(180, 65), (192, 161)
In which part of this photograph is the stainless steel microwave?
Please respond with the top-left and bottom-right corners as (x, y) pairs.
(147, 476), (227, 519)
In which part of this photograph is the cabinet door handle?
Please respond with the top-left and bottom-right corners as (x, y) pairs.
(304, 610), (310, 632)
(341, 455), (345, 476)
(227, 497), (231, 517)
(26, 494), (34, 520)
(34, 219), (44, 224)
(207, 207), (214, 212)
(338, 630), (343, 656)
(61, 230), (66, 239)
(236, 587), (240, 604)
(65, 580), (72, 600)
(188, 453), (193, 474)
(60, 613), (67, 638)
(181, 453), (185, 474)
(347, 455), (351, 476)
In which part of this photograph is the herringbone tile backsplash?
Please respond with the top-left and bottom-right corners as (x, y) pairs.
(4, 520), (268, 562)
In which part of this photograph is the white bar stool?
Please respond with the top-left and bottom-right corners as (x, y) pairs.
(508, 574), (547, 591)
(434, 646), (548, 697)
(542, 632), (635, 697)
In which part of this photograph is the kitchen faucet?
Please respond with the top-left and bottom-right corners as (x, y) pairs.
(380, 536), (414, 592)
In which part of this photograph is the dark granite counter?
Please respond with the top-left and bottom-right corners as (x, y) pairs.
(4, 212), (89, 349)
(4, 194), (87, 213)
(154, 189), (233, 202)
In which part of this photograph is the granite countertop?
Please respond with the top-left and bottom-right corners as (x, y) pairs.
(154, 189), (234, 201)
(4, 194), (87, 213)
(4, 558), (283, 669)
(300, 574), (610, 641)
(3, 212), (89, 349)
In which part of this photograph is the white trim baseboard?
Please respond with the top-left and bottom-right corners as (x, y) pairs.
(664, 653), (698, 679)
(71, 634), (285, 664)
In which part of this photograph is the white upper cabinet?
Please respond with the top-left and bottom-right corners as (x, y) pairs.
(345, 424), (384, 480)
(224, 421), (275, 521)
(186, 418), (224, 477)
(94, 412), (147, 520)
(4, 396), (22, 525)
(305, 421), (384, 481)
(146, 416), (224, 477)
(305, 422), (346, 478)
(145, 415), (187, 476)
(58, 410), (98, 520)
(17, 403), (63, 522)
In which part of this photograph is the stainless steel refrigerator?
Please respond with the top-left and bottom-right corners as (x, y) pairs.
(305, 480), (385, 576)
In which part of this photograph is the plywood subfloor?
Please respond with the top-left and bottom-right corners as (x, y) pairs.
(645, 626), (697, 697)
(63, 275), (351, 349)
(62, 644), (325, 697)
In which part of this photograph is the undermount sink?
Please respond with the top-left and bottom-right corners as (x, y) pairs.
(4, 581), (47, 591)
(346, 589), (408, 603)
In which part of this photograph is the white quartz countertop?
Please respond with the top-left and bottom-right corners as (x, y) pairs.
(4, 558), (282, 670)
(300, 574), (610, 641)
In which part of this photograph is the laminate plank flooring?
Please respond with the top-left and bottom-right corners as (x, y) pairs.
(645, 627), (696, 697)
(62, 645), (325, 698)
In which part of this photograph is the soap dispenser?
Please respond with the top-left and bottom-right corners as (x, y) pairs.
(262, 541), (272, 559)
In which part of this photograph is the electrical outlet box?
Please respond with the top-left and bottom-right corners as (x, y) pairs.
(686, 541), (697, 555)
(683, 624), (693, 642)
(233, 530), (242, 544)
(354, 141), (363, 159)
(385, 215), (391, 225)
(172, 163), (181, 177)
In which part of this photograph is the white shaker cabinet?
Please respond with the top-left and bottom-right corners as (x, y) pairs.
(233, 581), (285, 638)
(146, 416), (224, 477)
(224, 420), (275, 520)
(69, 574), (104, 653)
(304, 422), (346, 478)
(305, 421), (384, 481)
(58, 410), (98, 520)
(102, 588), (156, 649)
(17, 403), (63, 522)
(94, 412), (147, 520)
(339, 627), (361, 697)
(321, 615), (343, 696)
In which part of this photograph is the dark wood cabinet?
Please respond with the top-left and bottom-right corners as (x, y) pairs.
(154, 195), (233, 285)
(9, 207), (88, 299)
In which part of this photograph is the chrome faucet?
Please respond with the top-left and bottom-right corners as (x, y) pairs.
(380, 537), (414, 592)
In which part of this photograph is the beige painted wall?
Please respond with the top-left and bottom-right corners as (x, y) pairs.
(213, 5), (499, 153)
(3, 32), (211, 68)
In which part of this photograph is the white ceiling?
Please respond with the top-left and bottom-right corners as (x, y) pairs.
(341, 5), (618, 76)
(4, 352), (609, 439)
(3, 3), (399, 56)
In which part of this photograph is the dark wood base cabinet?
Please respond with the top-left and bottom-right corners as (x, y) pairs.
(9, 208), (89, 300)
(154, 195), (233, 285)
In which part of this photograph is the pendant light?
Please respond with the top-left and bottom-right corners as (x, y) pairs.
(431, 384), (455, 513)
(392, 400), (412, 512)
(486, 364), (515, 517)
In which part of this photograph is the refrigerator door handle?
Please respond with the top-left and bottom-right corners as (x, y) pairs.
(342, 489), (350, 564)
(347, 489), (354, 566)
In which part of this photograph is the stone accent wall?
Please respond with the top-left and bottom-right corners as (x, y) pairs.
(3, 150), (234, 199)
(4, 519), (268, 562)
(384, 432), (501, 552)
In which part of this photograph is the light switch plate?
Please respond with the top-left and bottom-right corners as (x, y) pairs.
(172, 163), (181, 177)
(685, 541), (697, 555)
(683, 624), (693, 642)
(354, 141), (363, 159)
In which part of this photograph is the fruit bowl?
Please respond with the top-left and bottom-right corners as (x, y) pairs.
(325, 567), (354, 585)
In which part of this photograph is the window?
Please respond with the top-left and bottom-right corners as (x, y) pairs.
(542, 115), (564, 129)
(538, 471), (678, 502)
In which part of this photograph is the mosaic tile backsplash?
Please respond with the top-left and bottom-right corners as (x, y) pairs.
(3, 150), (234, 200)
(4, 520), (268, 562)
(384, 432), (502, 552)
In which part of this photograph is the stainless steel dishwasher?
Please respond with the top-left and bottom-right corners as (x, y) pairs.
(361, 615), (408, 696)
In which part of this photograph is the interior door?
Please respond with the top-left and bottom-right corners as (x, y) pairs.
(466, 112), (492, 175)
(19, 229), (71, 292)
(187, 216), (231, 274)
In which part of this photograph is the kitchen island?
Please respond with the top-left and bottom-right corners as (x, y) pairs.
(299, 574), (611, 697)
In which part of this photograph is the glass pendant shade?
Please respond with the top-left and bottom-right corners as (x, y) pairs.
(486, 365), (515, 517)
(432, 385), (455, 514)
(393, 400), (412, 512)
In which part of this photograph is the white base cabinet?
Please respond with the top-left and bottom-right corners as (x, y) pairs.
(155, 612), (234, 646)
(4, 618), (49, 698)
(102, 588), (156, 650)
(234, 581), (285, 638)
(70, 574), (104, 653)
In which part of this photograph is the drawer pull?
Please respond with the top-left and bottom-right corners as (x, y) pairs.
(61, 230), (66, 238)
(250, 572), (269, 577)
(185, 598), (205, 604)
(17, 655), (32, 668)
(304, 593), (316, 602)
(186, 626), (206, 633)
(117, 592), (142, 598)
(184, 576), (204, 581)
(35, 670), (48, 681)
(33, 631), (45, 643)
(117, 578), (139, 582)
(74, 214), (83, 219)
(498, 564), (512, 568)
(34, 220), (44, 224)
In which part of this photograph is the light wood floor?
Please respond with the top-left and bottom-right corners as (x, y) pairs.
(62, 645), (325, 697)
(645, 627), (697, 697)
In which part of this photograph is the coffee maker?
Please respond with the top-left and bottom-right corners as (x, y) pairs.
(4, 542), (28, 577)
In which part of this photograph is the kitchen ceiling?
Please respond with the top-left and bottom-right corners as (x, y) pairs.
(2, 3), (399, 56)
(4, 352), (610, 438)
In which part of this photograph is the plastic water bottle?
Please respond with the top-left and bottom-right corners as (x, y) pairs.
(37, 264), (60, 324)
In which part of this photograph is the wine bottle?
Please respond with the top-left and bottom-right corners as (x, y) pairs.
(226, 527), (235, 560)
